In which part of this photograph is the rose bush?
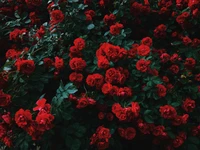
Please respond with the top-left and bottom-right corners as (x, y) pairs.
(0, 0), (200, 149)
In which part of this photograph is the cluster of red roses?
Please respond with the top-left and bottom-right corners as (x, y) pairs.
(111, 102), (140, 122)
(90, 126), (111, 150)
(15, 98), (54, 140)
(0, 112), (12, 147)
(69, 94), (96, 109)
(1, 0), (200, 149)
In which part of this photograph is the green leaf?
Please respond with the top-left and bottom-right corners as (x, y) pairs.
(144, 110), (152, 115)
(71, 139), (81, 150)
(188, 137), (200, 145)
(187, 144), (199, 150)
(87, 24), (95, 30)
(144, 115), (154, 123)
(19, 141), (29, 150)
(167, 131), (176, 139)
(171, 102), (181, 107)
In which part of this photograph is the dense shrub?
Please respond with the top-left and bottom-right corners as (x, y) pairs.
(0, 0), (200, 149)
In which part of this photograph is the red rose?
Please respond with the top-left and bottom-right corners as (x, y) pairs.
(184, 58), (196, 69)
(195, 74), (200, 81)
(137, 44), (151, 56)
(160, 53), (170, 63)
(141, 37), (153, 47)
(15, 59), (35, 75)
(36, 112), (54, 132)
(69, 72), (83, 83)
(33, 98), (51, 113)
(170, 53), (179, 62)
(162, 76), (169, 82)
(97, 126), (111, 139)
(106, 113), (114, 121)
(97, 56), (110, 69)
(97, 141), (109, 150)
(55, 56), (64, 70)
(159, 105), (177, 119)
(131, 102), (140, 117)
(2, 112), (12, 125)
(101, 83), (113, 95)
(112, 103), (122, 114)
(36, 25), (45, 39)
(98, 112), (105, 120)
(50, 10), (64, 25)
(152, 125), (166, 137)
(105, 68), (121, 84)
(0, 91), (11, 107)
(117, 87), (132, 97)
(156, 84), (167, 97)
(73, 38), (85, 50)
(103, 14), (116, 25)
(15, 109), (32, 128)
(69, 57), (86, 71)
(86, 73), (104, 89)
(173, 136), (184, 148)
(25, 0), (42, 6)
(136, 59), (151, 72)
(0, 123), (6, 138)
(118, 128), (125, 137)
(154, 24), (167, 38)
(172, 115), (182, 126)
(182, 36), (192, 46)
(110, 22), (124, 35)
(6, 49), (18, 59)
(182, 98), (195, 112)
(169, 65), (179, 74)
(76, 97), (89, 108)
(124, 127), (136, 140)
(43, 58), (53, 68)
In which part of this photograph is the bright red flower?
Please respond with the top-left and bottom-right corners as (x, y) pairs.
(137, 44), (151, 56)
(33, 98), (51, 113)
(69, 58), (86, 71)
(141, 37), (153, 47)
(50, 10), (64, 25)
(15, 109), (32, 128)
(110, 23), (124, 35)
(15, 59), (35, 75)
(69, 72), (83, 83)
(73, 38), (85, 50)
(136, 59), (151, 72)
(36, 112), (54, 132)
(55, 56), (64, 70)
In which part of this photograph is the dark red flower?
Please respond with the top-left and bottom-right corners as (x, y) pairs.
(182, 98), (195, 112)
(0, 91), (11, 107)
(69, 58), (86, 71)
(124, 127), (136, 140)
(156, 84), (167, 97)
(159, 105), (177, 119)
